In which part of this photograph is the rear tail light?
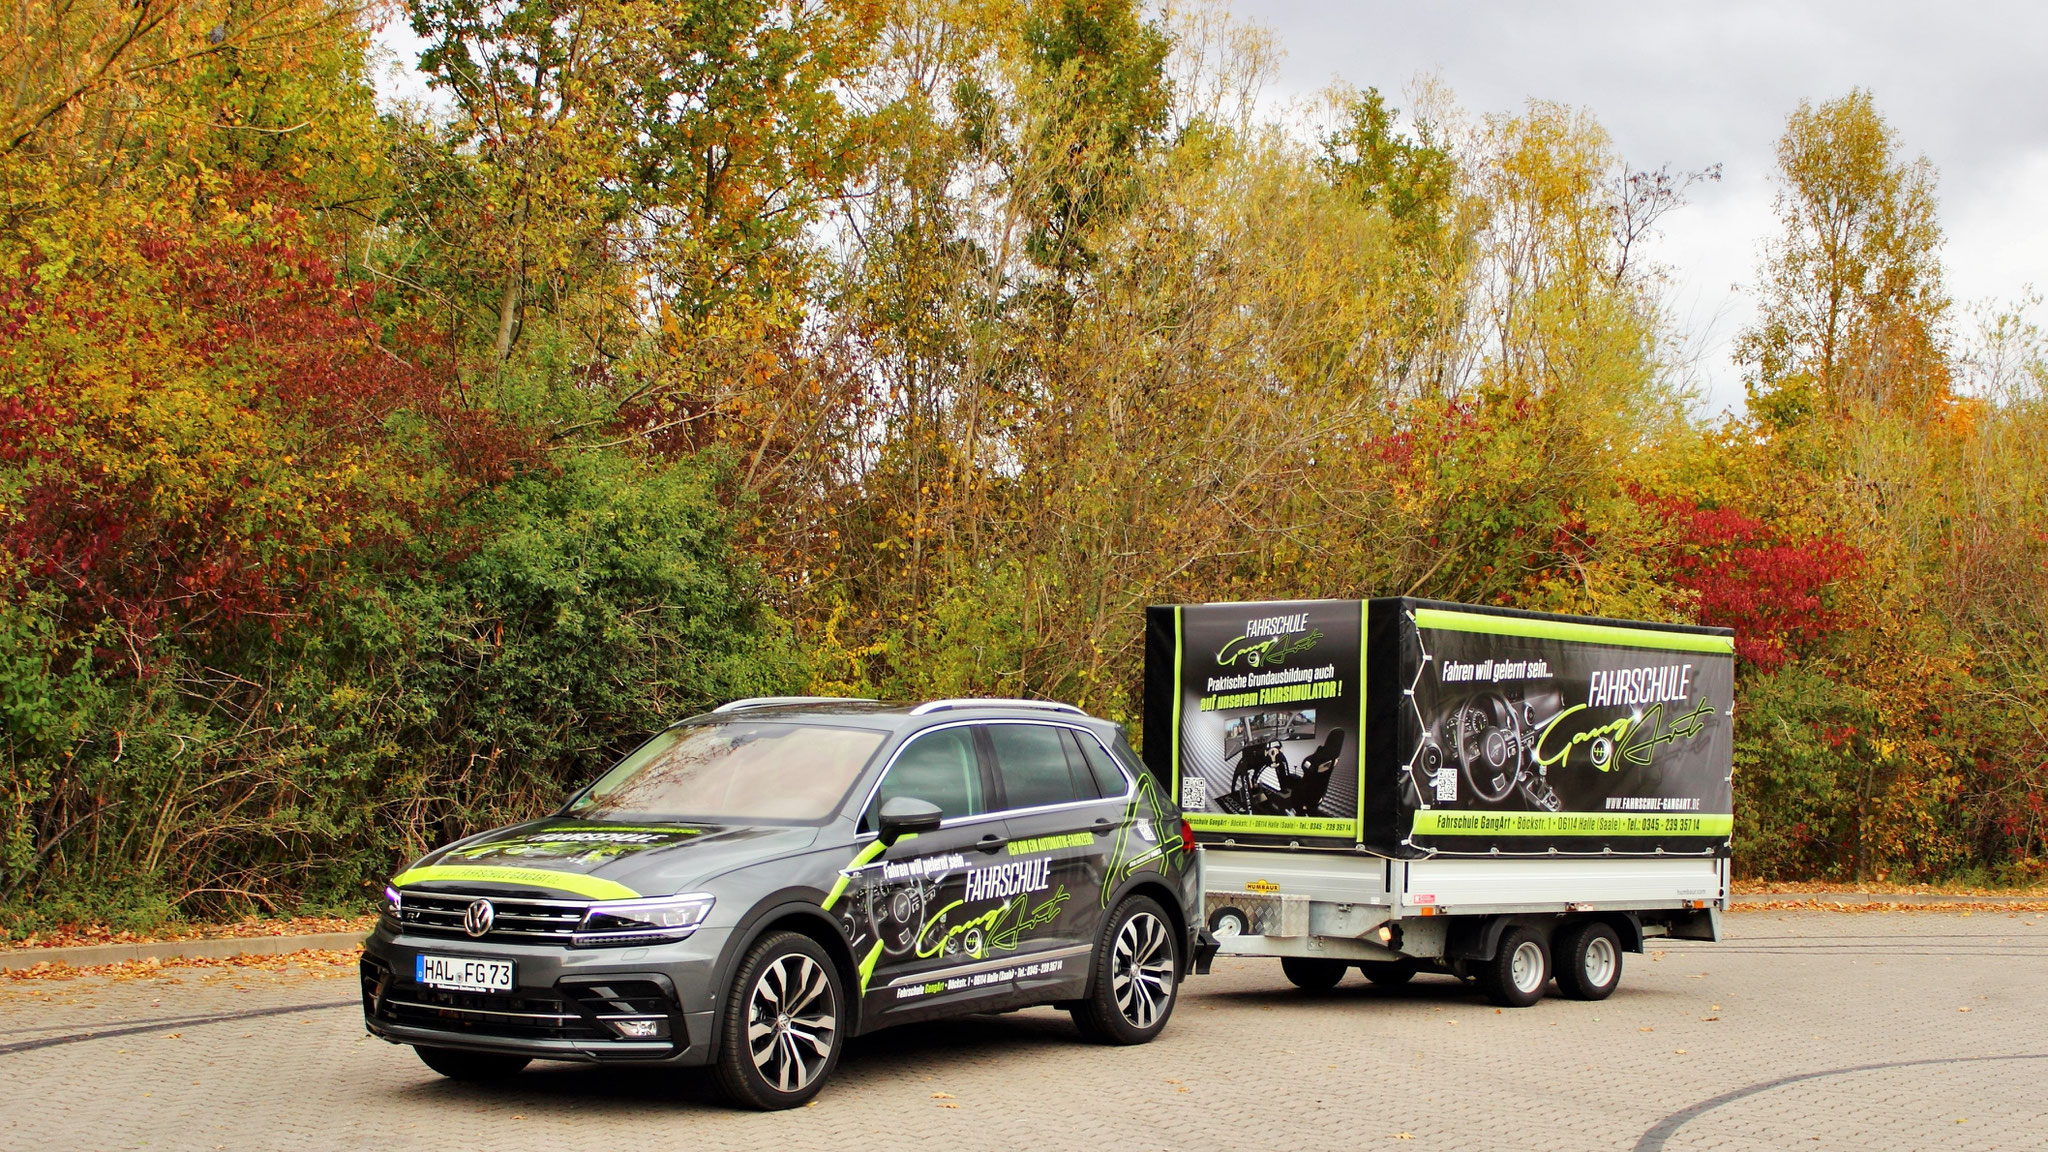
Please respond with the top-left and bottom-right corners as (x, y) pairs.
(1180, 819), (1197, 855)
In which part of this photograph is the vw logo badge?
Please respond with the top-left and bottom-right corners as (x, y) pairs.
(463, 899), (496, 938)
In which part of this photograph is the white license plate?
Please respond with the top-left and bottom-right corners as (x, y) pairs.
(415, 953), (513, 992)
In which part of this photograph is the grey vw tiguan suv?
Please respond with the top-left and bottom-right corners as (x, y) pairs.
(361, 698), (1206, 1108)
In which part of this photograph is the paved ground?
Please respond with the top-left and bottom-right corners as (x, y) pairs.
(3, 909), (2043, 1151)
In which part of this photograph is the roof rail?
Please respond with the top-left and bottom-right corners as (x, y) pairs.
(908, 698), (1088, 717)
(713, 696), (878, 713)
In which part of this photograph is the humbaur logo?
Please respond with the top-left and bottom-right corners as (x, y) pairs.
(1217, 613), (1323, 670)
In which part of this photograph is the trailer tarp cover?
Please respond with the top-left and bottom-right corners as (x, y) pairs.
(1145, 598), (1735, 858)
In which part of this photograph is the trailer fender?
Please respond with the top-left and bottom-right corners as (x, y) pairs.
(1445, 915), (1558, 963)
(1594, 911), (1646, 954)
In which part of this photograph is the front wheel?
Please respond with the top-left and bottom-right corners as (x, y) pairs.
(1475, 925), (1549, 1007)
(714, 931), (847, 1110)
(1552, 921), (1623, 1001)
(414, 1045), (530, 1082)
(1071, 896), (1180, 1044)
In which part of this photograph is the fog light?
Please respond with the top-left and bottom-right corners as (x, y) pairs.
(609, 1018), (664, 1039)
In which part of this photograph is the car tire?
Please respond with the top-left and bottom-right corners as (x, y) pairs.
(1475, 925), (1549, 1008)
(713, 931), (847, 1110)
(1071, 895), (1180, 1045)
(1357, 959), (1418, 986)
(1208, 906), (1250, 938)
(1552, 921), (1623, 1001)
(413, 1045), (530, 1082)
(1280, 957), (1348, 991)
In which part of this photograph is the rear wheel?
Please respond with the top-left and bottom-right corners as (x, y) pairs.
(1475, 925), (1549, 1007)
(1357, 958), (1418, 986)
(1552, 921), (1623, 1001)
(413, 1046), (530, 1082)
(713, 931), (846, 1110)
(1071, 896), (1180, 1044)
(1279, 956), (1348, 991)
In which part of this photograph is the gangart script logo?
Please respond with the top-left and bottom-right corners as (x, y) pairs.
(1216, 628), (1323, 670)
(1532, 699), (1716, 773)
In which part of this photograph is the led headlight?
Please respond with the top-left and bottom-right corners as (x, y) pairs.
(573, 892), (716, 947)
(379, 884), (403, 928)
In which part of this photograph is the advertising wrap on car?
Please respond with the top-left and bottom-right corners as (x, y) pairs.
(1144, 599), (1364, 847)
(1146, 597), (1736, 857)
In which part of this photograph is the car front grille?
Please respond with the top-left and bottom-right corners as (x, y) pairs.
(395, 891), (587, 943)
(360, 958), (682, 1049)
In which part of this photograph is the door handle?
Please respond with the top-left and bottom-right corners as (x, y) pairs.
(977, 833), (1009, 854)
(1091, 818), (1115, 835)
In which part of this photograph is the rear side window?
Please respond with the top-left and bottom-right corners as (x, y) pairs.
(1069, 730), (1130, 797)
(868, 727), (985, 824)
(988, 723), (1093, 810)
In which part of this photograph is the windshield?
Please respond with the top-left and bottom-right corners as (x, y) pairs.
(564, 721), (887, 824)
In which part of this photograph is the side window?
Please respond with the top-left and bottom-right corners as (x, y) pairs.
(987, 723), (1091, 810)
(867, 727), (984, 826)
(1070, 730), (1131, 797)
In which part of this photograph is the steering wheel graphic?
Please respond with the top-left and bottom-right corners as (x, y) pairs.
(1451, 692), (1524, 804)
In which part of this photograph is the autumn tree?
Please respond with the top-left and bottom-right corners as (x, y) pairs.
(1737, 89), (1950, 430)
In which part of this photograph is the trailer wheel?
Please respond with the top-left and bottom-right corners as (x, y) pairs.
(1280, 957), (1348, 991)
(1357, 959), (1417, 986)
(1552, 921), (1622, 1001)
(1208, 907), (1250, 938)
(1475, 926), (1549, 1007)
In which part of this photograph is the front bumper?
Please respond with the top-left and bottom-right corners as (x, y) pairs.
(361, 923), (727, 1066)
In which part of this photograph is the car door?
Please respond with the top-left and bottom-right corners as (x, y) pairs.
(977, 721), (1131, 1000)
(842, 724), (1016, 1023)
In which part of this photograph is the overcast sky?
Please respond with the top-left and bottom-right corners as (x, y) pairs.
(370, 3), (2047, 416)
(1254, 0), (2048, 414)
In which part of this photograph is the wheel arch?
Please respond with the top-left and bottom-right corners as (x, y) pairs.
(709, 892), (866, 1047)
(1098, 875), (1191, 985)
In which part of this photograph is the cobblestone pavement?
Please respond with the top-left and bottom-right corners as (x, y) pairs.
(4, 909), (2043, 1151)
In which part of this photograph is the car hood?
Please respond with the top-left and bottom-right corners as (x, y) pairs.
(394, 816), (820, 902)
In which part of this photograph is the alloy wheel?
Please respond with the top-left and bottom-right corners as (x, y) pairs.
(1112, 911), (1176, 1029)
(746, 953), (837, 1093)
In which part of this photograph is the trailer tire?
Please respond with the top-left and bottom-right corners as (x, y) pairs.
(1280, 957), (1348, 991)
(1357, 959), (1418, 986)
(1474, 925), (1549, 1007)
(1552, 921), (1623, 1001)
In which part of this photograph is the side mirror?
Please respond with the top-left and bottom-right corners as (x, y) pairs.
(876, 797), (944, 845)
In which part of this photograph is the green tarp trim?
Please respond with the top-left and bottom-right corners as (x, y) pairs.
(1410, 811), (1734, 837)
(1188, 812), (1362, 837)
(1412, 608), (1734, 654)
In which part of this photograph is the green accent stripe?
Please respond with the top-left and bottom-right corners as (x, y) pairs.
(1171, 607), (1184, 799)
(1411, 811), (1733, 837)
(1189, 812), (1361, 837)
(390, 864), (641, 901)
(856, 940), (885, 994)
(821, 837), (895, 912)
(1413, 608), (1734, 655)
(1357, 601), (1369, 843)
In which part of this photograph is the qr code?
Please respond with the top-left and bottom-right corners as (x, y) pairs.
(1433, 768), (1458, 802)
(1180, 777), (1207, 810)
